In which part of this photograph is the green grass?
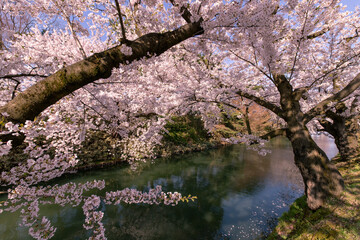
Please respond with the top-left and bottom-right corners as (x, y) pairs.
(267, 154), (360, 240)
(162, 114), (210, 145)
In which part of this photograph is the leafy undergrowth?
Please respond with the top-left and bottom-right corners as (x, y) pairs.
(267, 154), (360, 240)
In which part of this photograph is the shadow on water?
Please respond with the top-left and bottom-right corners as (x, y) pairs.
(0, 136), (337, 240)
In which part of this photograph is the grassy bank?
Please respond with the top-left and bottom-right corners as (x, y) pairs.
(267, 154), (360, 240)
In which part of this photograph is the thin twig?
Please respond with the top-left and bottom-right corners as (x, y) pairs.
(114, 0), (127, 40)
(0, 73), (48, 79)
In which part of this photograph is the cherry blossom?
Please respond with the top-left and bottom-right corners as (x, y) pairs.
(0, 0), (359, 238)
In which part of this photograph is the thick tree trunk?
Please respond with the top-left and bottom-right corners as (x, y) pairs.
(335, 118), (359, 160)
(238, 74), (360, 209)
(286, 125), (344, 209)
(274, 74), (344, 210)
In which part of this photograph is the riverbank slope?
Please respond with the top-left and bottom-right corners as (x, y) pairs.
(267, 154), (360, 239)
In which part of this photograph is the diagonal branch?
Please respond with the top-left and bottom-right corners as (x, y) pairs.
(274, 27), (329, 44)
(0, 73), (49, 79)
(307, 52), (360, 89)
(304, 72), (360, 123)
(169, 0), (193, 23)
(235, 90), (284, 117)
(306, 27), (329, 40)
(317, 119), (336, 136)
(51, 0), (87, 59)
(289, 7), (311, 81)
(344, 28), (359, 43)
(0, 21), (204, 123)
(229, 50), (273, 81)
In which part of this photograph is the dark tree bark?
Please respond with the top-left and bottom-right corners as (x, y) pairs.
(0, 20), (203, 123)
(273, 74), (344, 210)
(286, 125), (344, 209)
(235, 73), (359, 209)
(244, 104), (252, 135)
(304, 73), (360, 123)
(238, 84), (360, 209)
(318, 103), (360, 161)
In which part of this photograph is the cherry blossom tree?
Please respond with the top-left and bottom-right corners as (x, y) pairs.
(0, 1), (205, 238)
(140, 0), (360, 209)
(200, 0), (360, 209)
(1, 0), (360, 239)
(0, 0), (205, 123)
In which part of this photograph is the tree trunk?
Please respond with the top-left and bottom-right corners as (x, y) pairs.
(244, 105), (252, 135)
(336, 117), (359, 160)
(238, 73), (360, 209)
(274, 74), (344, 210)
(320, 114), (359, 161)
(286, 125), (344, 210)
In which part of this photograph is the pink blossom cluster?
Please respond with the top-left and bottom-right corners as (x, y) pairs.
(1, 180), (104, 238)
(20, 199), (56, 240)
(1, 176), (192, 239)
(1, 154), (78, 186)
(79, 186), (187, 239)
(120, 45), (133, 56)
(0, 139), (12, 156)
(1, 0), (360, 239)
(105, 185), (182, 206)
(83, 195), (106, 240)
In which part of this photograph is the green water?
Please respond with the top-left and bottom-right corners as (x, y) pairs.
(0, 136), (337, 240)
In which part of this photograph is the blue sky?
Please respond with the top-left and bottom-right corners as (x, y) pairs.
(341, 0), (359, 10)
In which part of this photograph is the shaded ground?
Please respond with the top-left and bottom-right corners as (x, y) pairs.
(267, 154), (360, 239)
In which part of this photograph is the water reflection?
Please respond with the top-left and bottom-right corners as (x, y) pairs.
(0, 136), (336, 239)
(312, 134), (338, 160)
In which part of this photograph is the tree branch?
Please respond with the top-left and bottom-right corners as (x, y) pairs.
(235, 90), (284, 117)
(11, 81), (20, 100)
(350, 95), (359, 114)
(134, 112), (159, 119)
(344, 28), (359, 43)
(114, 0), (127, 40)
(169, 0), (193, 23)
(304, 73), (360, 123)
(306, 27), (329, 40)
(0, 21), (204, 123)
(318, 119), (336, 136)
(0, 73), (48, 79)
(229, 49), (273, 81)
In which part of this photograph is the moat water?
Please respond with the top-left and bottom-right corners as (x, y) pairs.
(0, 135), (337, 239)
